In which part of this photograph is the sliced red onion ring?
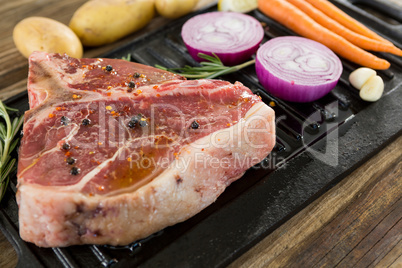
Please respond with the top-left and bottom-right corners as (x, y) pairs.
(181, 12), (264, 66)
(256, 36), (343, 103)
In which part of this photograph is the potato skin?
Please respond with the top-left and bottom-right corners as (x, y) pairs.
(69, 0), (155, 47)
(13, 17), (83, 58)
(155, 0), (198, 19)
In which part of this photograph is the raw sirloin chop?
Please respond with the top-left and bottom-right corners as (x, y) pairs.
(17, 52), (275, 247)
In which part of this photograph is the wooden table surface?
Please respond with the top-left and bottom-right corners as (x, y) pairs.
(0, 1), (401, 267)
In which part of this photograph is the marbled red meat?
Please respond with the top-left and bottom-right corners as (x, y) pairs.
(17, 52), (275, 247)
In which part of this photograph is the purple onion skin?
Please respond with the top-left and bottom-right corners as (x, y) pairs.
(256, 57), (338, 102)
(255, 37), (342, 103)
(184, 42), (261, 66)
(181, 12), (264, 66)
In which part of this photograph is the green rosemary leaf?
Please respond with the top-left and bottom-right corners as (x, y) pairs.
(121, 54), (132, 62)
(0, 123), (6, 139)
(155, 53), (255, 79)
(0, 100), (23, 204)
(198, 53), (222, 64)
(5, 106), (19, 113)
(1, 158), (14, 179)
(9, 138), (19, 155)
(0, 177), (9, 202)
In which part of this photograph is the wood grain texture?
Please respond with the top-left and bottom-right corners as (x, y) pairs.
(230, 135), (402, 268)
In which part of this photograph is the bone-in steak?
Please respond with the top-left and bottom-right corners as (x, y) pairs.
(17, 52), (275, 247)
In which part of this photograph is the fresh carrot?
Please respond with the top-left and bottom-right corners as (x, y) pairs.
(286, 0), (402, 56)
(257, 0), (390, 70)
(304, 0), (393, 45)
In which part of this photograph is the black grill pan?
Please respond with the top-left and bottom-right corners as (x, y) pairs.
(1, 1), (401, 267)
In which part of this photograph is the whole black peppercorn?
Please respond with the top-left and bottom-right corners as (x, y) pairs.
(139, 119), (147, 127)
(105, 65), (113, 72)
(128, 81), (135, 88)
(60, 116), (70, 126)
(62, 142), (71, 150)
(66, 157), (76, 165)
(70, 167), (80, 175)
(82, 118), (91, 126)
(134, 72), (141, 78)
(127, 120), (136, 128)
(132, 116), (140, 123)
(191, 120), (200, 129)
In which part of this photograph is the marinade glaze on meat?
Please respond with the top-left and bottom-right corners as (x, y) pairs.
(17, 52), (275, 247)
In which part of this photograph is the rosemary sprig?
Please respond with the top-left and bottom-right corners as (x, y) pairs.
(155, 53), (255, 79)
(121, 53), (132, 62)
(0, 101), (23, 203)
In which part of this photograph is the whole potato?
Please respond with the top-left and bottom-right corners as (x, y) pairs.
(69, 0), (155, 47)
(13, 17), (83, 58)
(155, 0), (198, 19)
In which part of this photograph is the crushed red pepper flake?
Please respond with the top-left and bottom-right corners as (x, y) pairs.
(48, 113), (55, 118)
(72, 94), (82, 99)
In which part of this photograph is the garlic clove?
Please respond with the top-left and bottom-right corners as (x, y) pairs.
(359, 75), (384, 102)
(349, 67), (377, 90)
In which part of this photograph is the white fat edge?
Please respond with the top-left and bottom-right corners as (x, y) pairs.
(244, 102), (267, 119)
